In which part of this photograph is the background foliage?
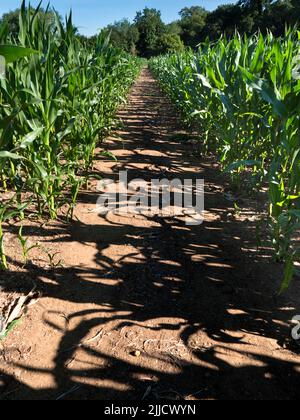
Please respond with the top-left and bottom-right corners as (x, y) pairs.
(2, 1), (300, 57)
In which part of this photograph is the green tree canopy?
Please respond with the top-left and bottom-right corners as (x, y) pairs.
(159, 33), (184, 54)
(166, 21), (182, 36)
(3, 1), (299, 57)
(238, 0), (272, 14)
(0, 7), (61, 38)
(0, 9), (19, 37)
(102, 19), (139, 54)
(261, 0), (296, 35)
(205, 4), (246, 38)
(134, 8), (165, 57)
(178, 6), (208, 47)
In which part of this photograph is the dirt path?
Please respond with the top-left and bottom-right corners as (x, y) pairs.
(1, 68), (300, 400)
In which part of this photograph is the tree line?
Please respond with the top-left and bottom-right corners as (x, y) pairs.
(1, 1), (300, 57)
(100, 0), (300, 56)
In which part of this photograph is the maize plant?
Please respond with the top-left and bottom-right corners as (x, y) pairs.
(150, 29), (300, 292)
(0, 1), (141, 268)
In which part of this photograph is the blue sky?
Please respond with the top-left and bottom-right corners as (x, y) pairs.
(0, 1), (233, 36)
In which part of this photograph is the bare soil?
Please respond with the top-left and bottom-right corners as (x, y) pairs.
(0, 68), (300, 401)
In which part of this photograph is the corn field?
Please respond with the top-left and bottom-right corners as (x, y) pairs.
(0, 2), (141, 269)
(150, 30), (300, 292)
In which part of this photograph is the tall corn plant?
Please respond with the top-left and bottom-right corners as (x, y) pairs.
(150, 29), (300, 292)
(0, 44), (37, 269)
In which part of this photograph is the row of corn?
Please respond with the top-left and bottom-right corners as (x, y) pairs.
(0, 2), (142, 269)
(150, 30), (300, 292)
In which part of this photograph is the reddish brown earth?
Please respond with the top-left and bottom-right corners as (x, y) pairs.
(0, 68), (300, 400)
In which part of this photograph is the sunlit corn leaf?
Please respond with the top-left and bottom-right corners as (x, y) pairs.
(0, 45), (37, 63)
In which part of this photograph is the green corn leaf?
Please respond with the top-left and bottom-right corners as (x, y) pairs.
(17, 127), (44, 150)
(225, 160), (262, 173)
(100, 150), (118, 161)
(0, 318), (23, 340)
(0, 151), (23, 160)
(289, 210), (300, 219)
(0, 45), (38, 63)
(280, 256), (295, 294)
(239, 66), (287, 118)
